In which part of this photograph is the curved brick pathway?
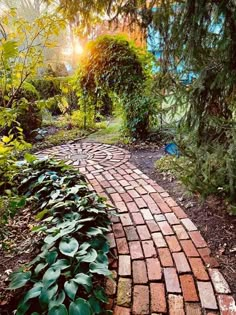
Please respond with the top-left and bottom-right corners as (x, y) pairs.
(37, 142), (236, 315)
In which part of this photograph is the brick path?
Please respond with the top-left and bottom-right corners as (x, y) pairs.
(37, 142), (236, 315)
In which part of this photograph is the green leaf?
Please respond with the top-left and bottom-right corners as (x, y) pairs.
(24, 153), (37, 163)
(35, 209), (49, 221)
(59, 237), (79, 257)
(88, 296), (102, 314)
(51, 190), (61, 200)
(38, 174), (46, 183)
(9, 271), (31, 290)
(64, 280), (78, 300)
(73, 273), (92, 292)
(51, 259), (70, 270)
(46, 250), (58, 265)
(42, 267), (61, 288)
(39, 284), (58, 306)
(49, 290), (66, 309)
(78, 248), (97, 263)
(87, 227), (103, 237)
(35, 263), (48, 276)
(48, 305), (68, 315)
(93, 286), (108, 303)
(89, 262), (111, 276)
(69, 298), (92, 315)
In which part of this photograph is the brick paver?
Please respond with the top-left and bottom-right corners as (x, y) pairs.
(38, 142), (236, 314)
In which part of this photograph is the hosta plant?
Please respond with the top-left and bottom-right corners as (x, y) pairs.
(9, 157), (113, 315)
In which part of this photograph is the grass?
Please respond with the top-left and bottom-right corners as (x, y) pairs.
(86, 117), (123, 144)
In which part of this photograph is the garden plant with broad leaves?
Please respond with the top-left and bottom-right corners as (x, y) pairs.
(8, 157), (113, 315)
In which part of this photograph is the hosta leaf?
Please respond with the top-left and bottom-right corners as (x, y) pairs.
(51, 259), (70, 270)
(87, 227), (103, 237)
(90, 262), (111, 276)
(35, 263), (48, 276)
(73, 273), (92, 292)
(78, 248), (97, 263)
(64, 280), (78, 300)
(69, 298), (92, 315)
(49, 290), (66, 309)
(39, 284), (58, 307)
(46, 250), (58, 265)
(38, 174), (46, 184)
(59, 237), (79, 257)
(88, 296), (102, 314)
(42, 267), (60, 288)
(93, 286), (108, 303)
(9, 271), (31, 290)
(48, 304), (68, 315)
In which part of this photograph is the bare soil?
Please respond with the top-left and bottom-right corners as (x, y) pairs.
(127, 144), (236, 298)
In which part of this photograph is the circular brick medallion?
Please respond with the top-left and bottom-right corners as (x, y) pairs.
(36, 142), (130, 173)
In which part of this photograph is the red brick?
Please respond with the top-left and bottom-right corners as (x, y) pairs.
(140, 208), (153, 220)
(158, 202), (172, 213)
(173, 252), (191, 273)
(133, 260), (148, 284)
(124, 226), (139, 241)
(135, 198), (147, 208)
(166, 235), (181, 252)
(110, 193), (122, 203)
(150, 192), (164, 203)
(168, 294), (184, 315)
(152, 232), (167, 248)
(142, 240), (157, 258)
(126, 202), (139, 213)
(106, 187), (116, 194)
(148, 203), (161, 214)
(113, 306), (131, 315)
(181, 218), (197, 231)
(189, 231), (207, 248)
(143, 184), (156, 193)
(119, 255), (131, 276)
(142, 195), (155, 206)
(146, 220), (160, 232)
(120, 213), (133, 226)
(132, 285), (149, 315)
(180, 274), (199, 302)
(164, 268), (181, 293)
(137, 225), (151, 240)
(218, 295), (236, 315)
(121, 192), (133, 203)
(113, 223), (125, 238)
(146, 258), (162, 280)
(158, 248), (174, 267)
(197, 281), (217, 310)
(135, 186), (147, 195)
(150, 283), (167, 313)
(189, 257), (209, 280)
(172, 206), (188, 219)
(158, 221), (174, 235)
(129, 241), (144, 260)
(115, 201), (128, 213)
(165, 212), (180, 225)
(185, 303), (202, 315)
(180, 240), (199, 257)
(160, 191), (169, 197)
(198, 247), (219, 267)
(128, 189), (140, 198)
(115, 186), (125, 193)
(132, 212), (145, 225)
(209, 269), (231, 293)
(173, 224), (189, 240)
(116, 238), (129, 254)
(164, 197), (178, 207)
(119, 179), (129, 186)
(101, 180), (111, 188)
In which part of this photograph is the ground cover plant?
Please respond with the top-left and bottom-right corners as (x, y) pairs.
(2, 157), (112, 314)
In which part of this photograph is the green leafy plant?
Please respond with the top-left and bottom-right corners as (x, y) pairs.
(9, 158), (113, 314)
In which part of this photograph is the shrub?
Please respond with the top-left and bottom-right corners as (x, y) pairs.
(9, 158), (112, 314)
(75, 35), (156, 138)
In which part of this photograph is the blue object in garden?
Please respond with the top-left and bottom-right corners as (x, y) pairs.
(165, 143), (180, 157)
